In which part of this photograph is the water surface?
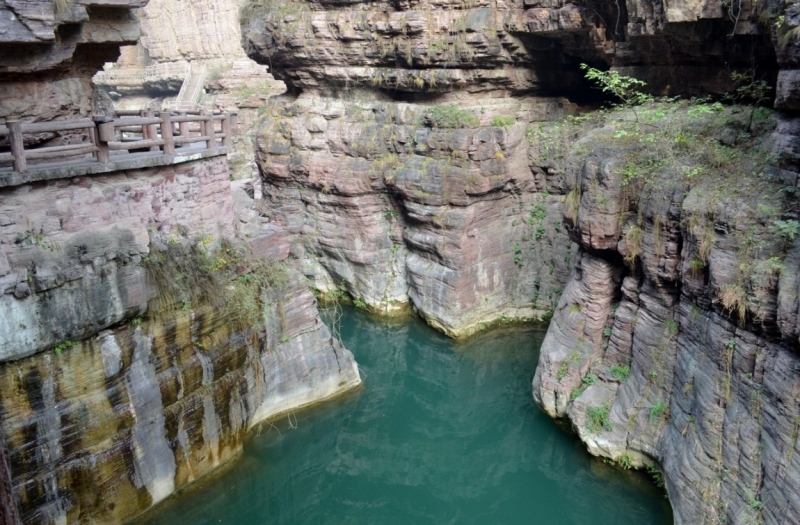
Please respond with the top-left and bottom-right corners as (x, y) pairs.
(140, 308), (672, 525)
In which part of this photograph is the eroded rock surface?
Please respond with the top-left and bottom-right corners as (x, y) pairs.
(241, 0), (780, 336)
(0, 270), (359, 525)
(531, 105), (800, 524)
(254, 92), (576, 336)
(0, 0), (145, 123)
(242, 0), (800, 521)
(0, 154), (361, 524)
(0, 156), (234, 362)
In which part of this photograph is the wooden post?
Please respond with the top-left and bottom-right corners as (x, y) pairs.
(229, 112), (238, 134)
(221, 114), (231, 148)
(145, 110), (159, 152)
(178, 111), (189, 149)
(161, 112), (175, 156)
(0, 425), (22, 525)
(139, 110), (149, 141)
(200, 110), (215, 150)
(7, 120), (26, 173)
(89, 126), (110, 164)
(95, 122), (111, 164)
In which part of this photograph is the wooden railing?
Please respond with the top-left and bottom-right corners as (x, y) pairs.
(0, 110), (237, 173)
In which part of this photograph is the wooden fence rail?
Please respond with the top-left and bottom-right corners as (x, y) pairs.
(0, 110), (237, 173)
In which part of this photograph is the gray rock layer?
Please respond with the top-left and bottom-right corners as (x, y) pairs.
(531, 113), (800, 525)
(0, 269), (360, 525)
(254, 92), (576, 336)
(0, 154), (361, 524)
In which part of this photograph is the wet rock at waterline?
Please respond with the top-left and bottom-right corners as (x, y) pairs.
(0, 154), (360, 524)
(253, 93), (576, 337)
(0, 270), (360, 524)
(531, 106), (800, 524)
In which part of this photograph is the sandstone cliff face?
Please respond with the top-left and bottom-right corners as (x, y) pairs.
(241, 0), (778, 335)
(96, 0), (285, 179)
(134, 0), (248, 63)
(0, 155), (361, 524)
(0, 157), (235, 362)
(0, 271), (359, 525)
(0, 0), (145, 123)
(530, 103), (800, 525)
(254, 92), (576, 336)
(242, 0), (800, 521)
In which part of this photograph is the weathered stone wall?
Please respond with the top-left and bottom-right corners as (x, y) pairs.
(242, 0), (777, 97)
(241, 0), (780, 336)
(242, 0), (800, 522)
(0, 0), (145, 123)
(135, 0), (248, 63)
(0, 155), (361, 524)
(0, 156), (235, 362)
(0, 270), (359, 525)
(529, 102), (800, 524)
(0, 2), (362, 524)
(97, 0), (284, 178)
(0, 424), (20, 525)
(255, 93), (576, 336)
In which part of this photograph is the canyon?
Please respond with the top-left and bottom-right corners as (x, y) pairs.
(240, 0), (800, 522)
(1, 0), (800, 524)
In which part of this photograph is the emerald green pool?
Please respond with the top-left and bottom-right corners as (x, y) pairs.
(141, 308), (673, 525)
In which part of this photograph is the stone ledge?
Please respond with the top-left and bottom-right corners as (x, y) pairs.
(0, 147), (229, 188)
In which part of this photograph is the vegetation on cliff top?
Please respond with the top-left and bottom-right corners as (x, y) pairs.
(528, 65), (798, 330)
(145, 231), (289, 331)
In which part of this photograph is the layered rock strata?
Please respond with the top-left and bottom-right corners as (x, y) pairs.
(241, 0), (778, 335)
(530, 1), (800, 523)
(94, 0), (285, 178)
(0, 271), (359, 525)
(254, 92), (576, 336)
(0, 424), (20, 525)
(243, 0), (800, 522)
(0, 0), (145, 123)
(242, 0), (777, 97)
(0, 157), (234, 361)
(530, 104), (800, 524)
(0, 155), (361, 524)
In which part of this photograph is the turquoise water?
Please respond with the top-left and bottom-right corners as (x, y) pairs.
(140, 308), (672, 525)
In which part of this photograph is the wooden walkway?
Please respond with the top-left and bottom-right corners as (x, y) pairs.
(0, 110), (236, 176)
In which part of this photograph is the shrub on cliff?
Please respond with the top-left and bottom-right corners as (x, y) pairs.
(581, 64), (652, 109)
(422, 105), (479, 129)
(145, 233), (288, 330)
(533, 69), (790, 330)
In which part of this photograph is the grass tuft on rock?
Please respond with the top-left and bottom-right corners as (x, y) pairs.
(145, 232), (289, 331)
(422, 105), (479, 129)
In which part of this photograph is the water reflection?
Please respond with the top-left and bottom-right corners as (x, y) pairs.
(138, 309), (672, 525)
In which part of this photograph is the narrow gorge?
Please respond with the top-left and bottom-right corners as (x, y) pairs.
(1, 0), (799, 524)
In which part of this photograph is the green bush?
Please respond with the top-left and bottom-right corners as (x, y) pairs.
(491, 116), (515, 129)
(609, 364), (630, 381)
(586, 403), (612, 433)
(423, 105), (479, 129)
(649, 400), (667, 422)
(570, 373), (598, 401)
(581, 63), (652, 109)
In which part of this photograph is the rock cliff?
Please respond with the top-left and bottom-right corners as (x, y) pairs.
(529, 100), (800, 524)
(0, 2), (365, 523)
(253, 93), (576, 336)
(240, 0), (778, 336)
(0, 0), (145, 123)
(94, 0), (285, 178)
(242, 0), (800, 521)
(0, 155), (361, 524)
